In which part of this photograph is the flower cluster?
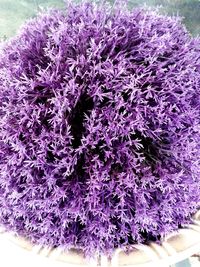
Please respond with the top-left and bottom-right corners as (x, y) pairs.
(0, 1), (199, 258)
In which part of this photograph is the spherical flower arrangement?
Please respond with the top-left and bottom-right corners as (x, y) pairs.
(0, 0), (199, 258)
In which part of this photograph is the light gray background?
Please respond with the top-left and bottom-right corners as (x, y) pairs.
(0, 0), (200, 40)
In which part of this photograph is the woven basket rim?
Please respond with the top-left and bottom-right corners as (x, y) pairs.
(0, 210), (200, 267)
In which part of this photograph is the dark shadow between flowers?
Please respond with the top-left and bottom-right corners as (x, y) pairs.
(68, 92), (94, 149)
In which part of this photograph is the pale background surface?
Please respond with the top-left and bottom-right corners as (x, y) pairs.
(0, 0), (200, 39)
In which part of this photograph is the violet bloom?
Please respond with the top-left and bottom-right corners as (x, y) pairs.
(0, 1), (199, 258)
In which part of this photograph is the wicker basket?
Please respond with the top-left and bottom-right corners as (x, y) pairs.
(0, 211), (199, 267)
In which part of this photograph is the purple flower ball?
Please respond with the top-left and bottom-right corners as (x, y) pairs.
(0, 1), (199, 258)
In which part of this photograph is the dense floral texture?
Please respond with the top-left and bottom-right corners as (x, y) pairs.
(0, 1), (199, 258)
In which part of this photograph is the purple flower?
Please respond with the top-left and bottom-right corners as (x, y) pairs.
(0, 1), (199, 258)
